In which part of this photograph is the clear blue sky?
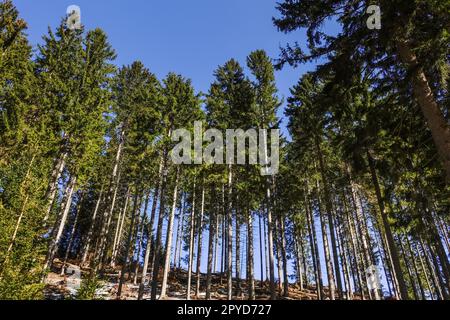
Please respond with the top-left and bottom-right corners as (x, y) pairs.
(13, 0), (321, 136)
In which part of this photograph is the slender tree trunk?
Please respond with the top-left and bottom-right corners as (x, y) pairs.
(97, 170), (122, 268)
(227, 165), (233, 300)
(3, 155), (36, 269)
(342, 192), (365, 299)
(42, 175), (77, 280)
(315, 178), (336, 300)
(305, 190), (323, 299)
(117, 187), (140, 298)
(186, 178), (196, 300)
(160, 169), (180, 299)
(236, 213), (242, 298)
(177, 195), (186, 269)
(280, 216), (289, 297)
(258, 213), (264, 287)
(173, 193), (184, 268)
(263, 214), (269, 283)
(247, 210), (255, 300)
(206, 191), (216, 300)
(405, 235), (426, 300)
(315, 140), (342, 298)
(137, 158), (163, 300)
(60, 192), (84, 275)
(43, 150), (67, 222)
(266, 178), (276, 300)
(213, 213), (219, 274)
(111, 188), (131, 267)
(367, 151), (409, 300)
(195, 183), (205, 298)
(81, 185), (104, 266)
(133, 193), (150, 285)
(150, 155), (169, 300)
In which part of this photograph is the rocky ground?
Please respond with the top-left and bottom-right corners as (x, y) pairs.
(44, 259), (356, 300)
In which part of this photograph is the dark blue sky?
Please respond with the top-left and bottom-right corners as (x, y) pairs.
(13, 0), (326, 136)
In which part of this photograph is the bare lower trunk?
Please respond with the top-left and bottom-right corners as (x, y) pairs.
(43, 151), (67, 222)
(42, 175), (77, 280)
(305, 189), (323, 299)
(266, 180), (276, 299)
(315, 177), (336, 300)
(160, 169), (180, 299)
(206, 187), (216, 300)
(117, 188), (140, 298)
(258, 213), (264, 287)
(280, 216), (289, 297)
(111, 188), (131, 267)
(226, 166), (233, 300)
(60, 193), (84, 275)
(133, 194), (150, 285)
(186, 178), (197, 300)
(247, 210), (255, 300)
(81, 185), (104, 266)
(368, 151), (408, 299)
(137, 158), (163, 300)
(195, 183), (206, 298)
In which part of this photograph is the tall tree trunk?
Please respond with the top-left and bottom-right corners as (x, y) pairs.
(117, 187), (140, 298)
(43, 150), (67, 223)
(195, 183), (205, 298)
(206, 188), (216, 300)
(396, 39), (450, 181)
(150, 155), (169, 300)
(341, 191), (363, 298)
(60, 192), (84, 275)
(315, 178), (336, 300)
(173, 193), (184, 268)
(160, 168), (180, 299)
(133, 193), (150, 285)
(2, 154), (35, 271)
(236, 213), (242, 298)
(247, 210), (255, 300)
(315, 140), (343, 298)
(186, 178), (197, 300)
(266, 178), (276, 300)
(96, 170), (122, 269)
(111, 187), (131, 267)
(305, 190), (323, 299)
(367, 151), (409, 300)
(137, 158), (163, 300)
(81, 185), (104, 266)
(280, 216), (289, 297)
(405, 235), (426, 300)
(226, 165), (233, 300)
(96, 129), (125, 267)
(258, 213), (264, 287)
(213, 213), (219, 274)
(42, 175), (77, 281)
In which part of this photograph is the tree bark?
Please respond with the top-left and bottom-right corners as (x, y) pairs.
(42, 175), (77, 280)
(227, 166), (233, 300)
(81, 185), (104, 266)
(195, 183), (206, 298)
(117, 187), (140, 298)
(396, 39), (450, 182)
(367, 151), (409, 300)
(160, 168), (180, 299)
(247, 210), (255, 300)
(186, 178), (196, 300)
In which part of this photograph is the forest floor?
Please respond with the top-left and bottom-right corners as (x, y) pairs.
(44, 259), (347, 300)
